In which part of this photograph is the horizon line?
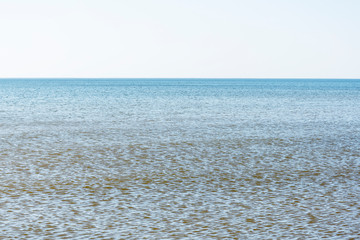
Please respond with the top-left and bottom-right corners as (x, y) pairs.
(0, 77), (360, 80)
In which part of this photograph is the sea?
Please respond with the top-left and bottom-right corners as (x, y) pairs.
(0, 78), (359, 239)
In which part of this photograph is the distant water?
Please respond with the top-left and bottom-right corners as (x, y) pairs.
(0, 79), (359, 239)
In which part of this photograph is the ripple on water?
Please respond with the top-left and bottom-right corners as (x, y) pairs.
(1, 131), (359, 239)
(1, 79), (360, 239)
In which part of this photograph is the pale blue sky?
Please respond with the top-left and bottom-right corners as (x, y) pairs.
(0, 0), (359, 78)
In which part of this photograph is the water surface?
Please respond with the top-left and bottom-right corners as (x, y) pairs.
(0, 79), (359, 239)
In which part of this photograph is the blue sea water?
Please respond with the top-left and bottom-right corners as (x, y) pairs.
(0, 78), (359, 239)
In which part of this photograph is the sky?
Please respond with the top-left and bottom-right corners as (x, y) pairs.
(0, 0), (359, 78)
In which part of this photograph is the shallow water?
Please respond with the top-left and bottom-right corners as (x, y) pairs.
(0, 79), (359, 239)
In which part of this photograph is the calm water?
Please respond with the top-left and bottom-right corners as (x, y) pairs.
(0, 79), (359, 239)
